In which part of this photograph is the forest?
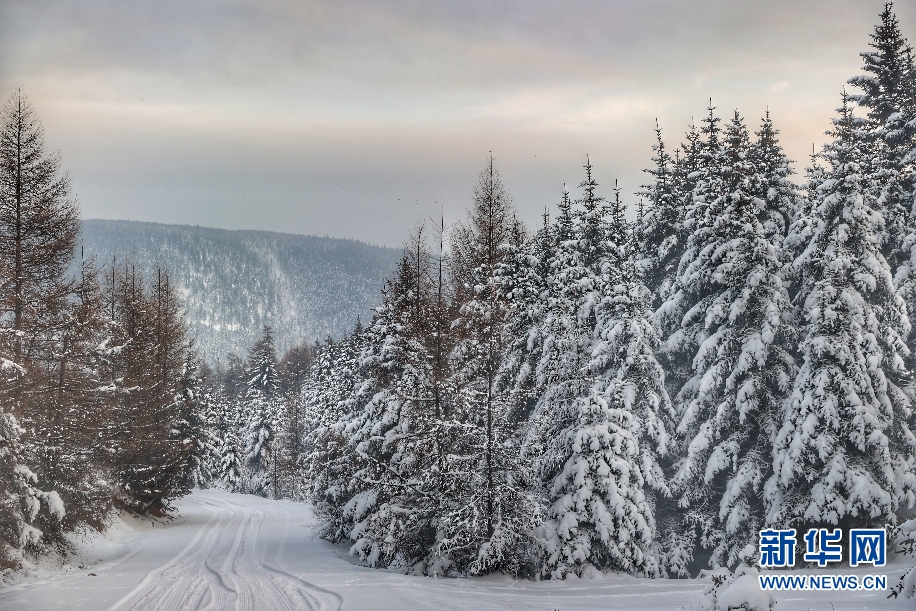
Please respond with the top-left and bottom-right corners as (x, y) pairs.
(0, 86), (205, 567)
(1, 2), (915, 599)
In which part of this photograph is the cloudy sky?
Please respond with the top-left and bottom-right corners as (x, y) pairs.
(1, 0), (913, 247)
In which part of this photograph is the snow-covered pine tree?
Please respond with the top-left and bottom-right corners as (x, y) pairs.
(636, 123), (685, 311)
(750, 111), (797, 251)
(171, 354), (213, 492)
(334, 229), (449, 573)
(653, 118), (711, 405)
(848, 4), (915, 269)
(246, 325), (281, 400)
(243, 393), (276, 497)
(767, 95), (916, 532)
(848, 5), (916, 371)
(217, 427), (245, 493)
(536, 173), (674, 578)
(210, 389), (246, 492)
(198, 385), (225, 484)
(0, 358), (64, 570)
(496, 206), (554, 423)
(509, 190), (578, 434)
(243, 326), (281, 497)
(782, 145), (826, 301)
(523, 169), (609, 474)
(525, 167), (610, 473)
(303, 325), (368, 541)
(659, 109), (794, 569)
(676, 121), (705, 203)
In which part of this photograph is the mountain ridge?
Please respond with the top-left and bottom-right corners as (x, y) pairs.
(78, 219), (401, 364)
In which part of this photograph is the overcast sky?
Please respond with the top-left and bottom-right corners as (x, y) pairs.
(1, 0), (913, 247)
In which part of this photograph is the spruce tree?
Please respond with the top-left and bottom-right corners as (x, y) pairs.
(768, 96), (916, 531)
(750, 111), (797, 251)
(497, 207), (554, 423)
(303, 325), (369, 542)
(660, 109), (794, 568)
(0, 359), (64, 569)
(243, 325), (281, 496)
(636, 124), (684, 310)
(217, 428), (245, 493)
(171, 355), (212, 492)
(336, 233), (444, 572)
(535, 170), (673, 577)
(847, 2), (915, 254)
(527, 165), (612, 469)
(848, 5), (916, 366)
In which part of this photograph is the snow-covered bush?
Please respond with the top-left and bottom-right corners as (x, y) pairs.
(701, 557), (776, 611)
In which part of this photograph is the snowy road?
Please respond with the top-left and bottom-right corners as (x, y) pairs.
(0, 491), (342, 611)
(107, 495), (342, 611)
(0, 489), (911, 610)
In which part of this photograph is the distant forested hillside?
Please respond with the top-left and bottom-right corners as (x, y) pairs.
(79, 220), (400, 364)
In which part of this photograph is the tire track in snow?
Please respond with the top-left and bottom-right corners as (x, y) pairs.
(212, 496), (343, 611)
(106, 495), (341, 611)
(107, 498), (237, 611)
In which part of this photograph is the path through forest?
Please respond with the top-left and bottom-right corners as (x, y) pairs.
(0, 489), (908, 610)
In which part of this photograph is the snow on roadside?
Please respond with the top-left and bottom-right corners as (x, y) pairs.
(2, 505), (174, 586)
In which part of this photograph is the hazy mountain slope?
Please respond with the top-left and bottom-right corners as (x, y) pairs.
(79, 220), (400, 364)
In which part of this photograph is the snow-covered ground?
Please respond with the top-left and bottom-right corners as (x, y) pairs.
(0, 489), (910, 611)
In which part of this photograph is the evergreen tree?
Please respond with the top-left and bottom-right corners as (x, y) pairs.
(750, 111), (797, 251)
(526, 166), (613, 470)
(243, 392), (277, 496)
(303, 325), (369, 541)
(242, 325), (281, 496)
(848, 5), (916, 366)
(246, 325), (280, 400)
(217, 428), (245, 493)
(660, 109), (794, 568)
(171, 355), (212, 492)
(534, 169), (673, 577)
(847, 1), (915, 243)
(0, 359), (64, 570)
(768, 96), (916, 531)
(210, 390), (246, 492)
(636, 123), (684, 310)
(336, 233), (444, 572)
(497, 206), (555, 423)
